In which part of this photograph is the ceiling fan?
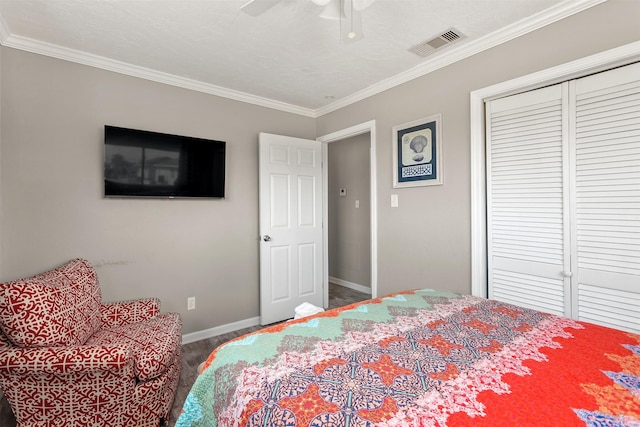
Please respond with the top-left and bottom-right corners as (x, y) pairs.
(240, 0), (376, 42)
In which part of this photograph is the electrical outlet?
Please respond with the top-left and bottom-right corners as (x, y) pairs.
(187, 297), (196, 310)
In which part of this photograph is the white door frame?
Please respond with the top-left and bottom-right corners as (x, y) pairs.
(317, 120), (377, 307)
(469, 41), (640, 299)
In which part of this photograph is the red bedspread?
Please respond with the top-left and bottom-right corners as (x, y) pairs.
(177, 289), (640, 426)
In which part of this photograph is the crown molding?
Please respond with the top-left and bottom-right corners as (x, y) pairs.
(315, 0), (606, 117)
(0, 14), (9, 42)
(0, 0), (604, 119)
(0, 22), (316, 118)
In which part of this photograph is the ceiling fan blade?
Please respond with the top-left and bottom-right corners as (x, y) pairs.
(240, 0), (281, 16)
(353, 0), (375, 11)
(319, 0), (341, 20)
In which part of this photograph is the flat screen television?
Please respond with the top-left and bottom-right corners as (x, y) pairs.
(104, 125), (226, 198)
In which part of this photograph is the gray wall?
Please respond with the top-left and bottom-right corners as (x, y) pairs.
(0, 48), (315, 334)
(328, 133), (371, 288)
(317, 0), (640, 297)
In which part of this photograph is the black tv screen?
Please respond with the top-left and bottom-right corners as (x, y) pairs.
(104, 126), (225, 198)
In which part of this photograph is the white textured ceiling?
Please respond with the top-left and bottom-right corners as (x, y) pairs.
(0, 0), (600, 116)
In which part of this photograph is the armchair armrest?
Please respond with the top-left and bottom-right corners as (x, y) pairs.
(0, 345), (133, 376)
(101, 297), (160, 327)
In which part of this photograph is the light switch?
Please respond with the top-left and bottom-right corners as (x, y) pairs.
(391, 194), (398, 208)
(355, 200), (360, 208)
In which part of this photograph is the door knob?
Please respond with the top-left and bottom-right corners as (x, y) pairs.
(263, 235), (271, 242)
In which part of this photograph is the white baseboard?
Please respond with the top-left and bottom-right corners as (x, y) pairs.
(329, 276), (371, 295)
(181, 316), (260, 345)
(182, 279), (371, 345)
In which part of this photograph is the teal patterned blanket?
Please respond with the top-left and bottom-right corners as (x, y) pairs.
(176, 289), (640, 427)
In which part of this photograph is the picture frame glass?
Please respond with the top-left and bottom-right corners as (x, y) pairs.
(393, 114), (442, 188)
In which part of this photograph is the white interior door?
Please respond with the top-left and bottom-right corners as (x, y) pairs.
(259, 132), (324, 325)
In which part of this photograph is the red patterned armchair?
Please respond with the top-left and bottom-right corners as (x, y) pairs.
(0, 259), (182, 427)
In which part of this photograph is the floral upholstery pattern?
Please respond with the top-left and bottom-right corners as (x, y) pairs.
(0, 329), (11, 348)
(0, 259), (102, 347)
(101, 297), (161, 327)
(0, 259), (182, 427)
(87, 312), (182, 381)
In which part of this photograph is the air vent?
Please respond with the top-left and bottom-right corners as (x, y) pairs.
(409, 28), (466, 57)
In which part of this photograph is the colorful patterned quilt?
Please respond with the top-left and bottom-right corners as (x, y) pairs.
(177, 289), (640, 426)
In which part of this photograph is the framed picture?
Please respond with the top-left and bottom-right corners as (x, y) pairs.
(392, 114), (443, 188)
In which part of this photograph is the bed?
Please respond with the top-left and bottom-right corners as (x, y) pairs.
(176, 289), (640, 426)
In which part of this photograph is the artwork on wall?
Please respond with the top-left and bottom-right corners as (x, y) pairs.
(392, 114), (443, 188)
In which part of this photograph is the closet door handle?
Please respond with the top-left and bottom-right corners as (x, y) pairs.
(563, 271), (573, 277)
(263, 235), (272, 242)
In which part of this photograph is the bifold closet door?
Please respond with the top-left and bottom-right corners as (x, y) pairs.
(570, 62), (640, 333)
(486, 84), (571, 316)
(486, 62), (640, 333)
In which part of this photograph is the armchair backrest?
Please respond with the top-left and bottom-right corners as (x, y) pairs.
(0, 259), (102, 348)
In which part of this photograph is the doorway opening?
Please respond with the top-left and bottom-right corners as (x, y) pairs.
(318, 120), (377, 308)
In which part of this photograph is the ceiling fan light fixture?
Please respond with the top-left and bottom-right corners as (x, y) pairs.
(340, 0), (363, 42)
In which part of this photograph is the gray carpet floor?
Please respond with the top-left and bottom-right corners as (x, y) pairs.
(0, 283), (369, 426)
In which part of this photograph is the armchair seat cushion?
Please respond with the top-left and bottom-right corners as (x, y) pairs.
(0, 259), (102, 347)
(86, 312), (182, 381)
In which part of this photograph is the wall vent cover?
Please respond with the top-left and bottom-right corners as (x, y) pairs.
(409, 28), (466, 57)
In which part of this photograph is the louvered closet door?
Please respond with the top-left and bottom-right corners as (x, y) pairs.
(486, 84), (571, 316)
(570, 62), (640, 333)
